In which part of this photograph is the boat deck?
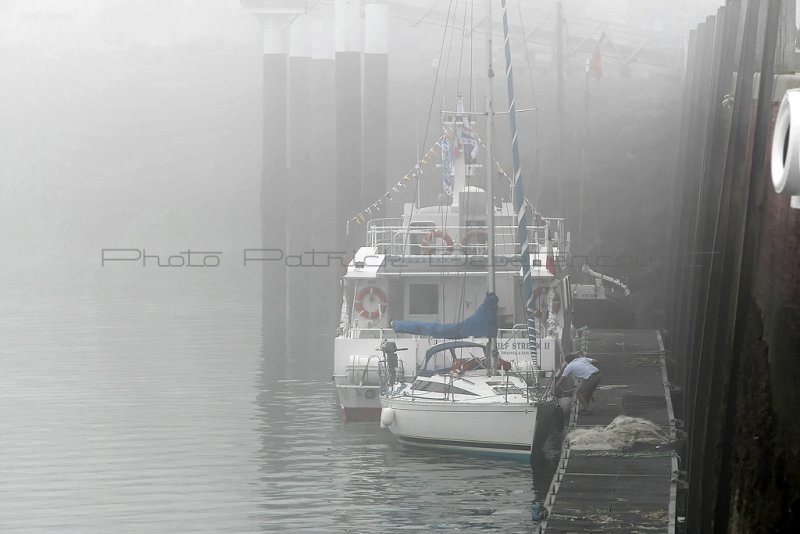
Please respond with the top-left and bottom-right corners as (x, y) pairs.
(539, 329), (678, 533)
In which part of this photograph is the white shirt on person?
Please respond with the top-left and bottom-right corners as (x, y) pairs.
(562, 356), (599, 381)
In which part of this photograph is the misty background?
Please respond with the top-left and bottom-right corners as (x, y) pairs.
(0, 1), (735, 531)
(0, 0), (724, 361)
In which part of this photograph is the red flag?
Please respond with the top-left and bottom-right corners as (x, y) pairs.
(590, 46), (602, 81)
(589, 31), (606, 82)
(546, 254), (556, 275)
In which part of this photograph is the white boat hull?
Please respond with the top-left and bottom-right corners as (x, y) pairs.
(381, 398), (537, 456)
(333, 337), (433, 421)
(334, 383), (382, 421)
(332, 335), (554, 422)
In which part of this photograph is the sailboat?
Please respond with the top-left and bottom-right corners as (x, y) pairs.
(379, 295), (547, 456)
(332, 1), (573, 430)
(374, 1), (567, 457)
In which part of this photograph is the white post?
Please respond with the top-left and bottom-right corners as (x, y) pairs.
(312, 16), (335, 61)
(335, 0), (362, 54)
(364, 4), (388, 55)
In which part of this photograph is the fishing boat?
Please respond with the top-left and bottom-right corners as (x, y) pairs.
(332, 200), (571, 423)
(332, 0), (572, 428)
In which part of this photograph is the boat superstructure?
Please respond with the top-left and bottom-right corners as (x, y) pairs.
(332, 200), (571, 420)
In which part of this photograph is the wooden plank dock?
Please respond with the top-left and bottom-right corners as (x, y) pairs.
(538, 329), (679, 533)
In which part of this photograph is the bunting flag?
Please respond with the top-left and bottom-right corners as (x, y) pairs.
(349, 130), (449, 225)
(349, 124), (548, 228)
(472, 130), (546, 222)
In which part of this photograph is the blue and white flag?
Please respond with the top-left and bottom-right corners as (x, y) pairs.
(440, 127), (454, 194)
(456, 97), (478, 177)
(461, 115), (479, 176)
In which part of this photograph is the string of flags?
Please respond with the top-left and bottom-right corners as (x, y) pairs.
(350, 129), (450, 225)
(349, 126), (545, 225)
(471, 131), (547, 222)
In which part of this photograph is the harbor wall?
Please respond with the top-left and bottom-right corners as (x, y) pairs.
(670, 0), (800, 530)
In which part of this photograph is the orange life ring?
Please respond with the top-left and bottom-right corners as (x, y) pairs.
(461, 228), (488, 255)
(354, 286), (388, 320)
(420, 230), (454, 255)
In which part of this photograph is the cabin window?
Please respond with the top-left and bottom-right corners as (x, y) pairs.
(409, 283), (439, 315)
(411, 380), (477, 396)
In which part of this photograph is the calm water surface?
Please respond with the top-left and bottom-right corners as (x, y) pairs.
(0, 281), (552, 532)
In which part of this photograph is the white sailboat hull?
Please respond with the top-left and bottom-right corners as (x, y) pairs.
(332, 335), (552, 421)
(381, 397), (537, 456)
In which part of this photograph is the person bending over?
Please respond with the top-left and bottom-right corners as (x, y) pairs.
(555, 352), (602, 415)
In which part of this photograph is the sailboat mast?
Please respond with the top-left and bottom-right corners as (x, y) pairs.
(500, 0), (538, 373)
(484, 0), (496, 375)
(485, 0), (495, 296)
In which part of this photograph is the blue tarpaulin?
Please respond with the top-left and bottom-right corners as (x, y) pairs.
(391, 292), (498, 339)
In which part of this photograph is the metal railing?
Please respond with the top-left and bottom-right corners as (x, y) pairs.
(347, 326), (537, 342)
(365, 217), (567, 257)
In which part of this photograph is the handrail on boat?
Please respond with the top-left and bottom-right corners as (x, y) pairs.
(365, 218), (568, 258)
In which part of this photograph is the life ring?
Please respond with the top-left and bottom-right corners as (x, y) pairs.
(354, 286), (388, 320)
(420, 230), (454, 255)
(461, 228), (488, 255)
(364, 389), (376, 399)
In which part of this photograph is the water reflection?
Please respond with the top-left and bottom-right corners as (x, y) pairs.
(0, 281), (555, 532)
(256, 377), (557, 533)
(0, 283), (265, 533)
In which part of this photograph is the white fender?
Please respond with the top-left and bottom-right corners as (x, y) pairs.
(380, 407), (395, 429)
(771, 90), (800, 195)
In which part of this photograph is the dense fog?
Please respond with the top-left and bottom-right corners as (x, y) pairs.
(0, 0), (722, 337)
(0, 1), (263, 291)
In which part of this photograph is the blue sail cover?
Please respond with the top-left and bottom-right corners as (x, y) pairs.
(391, 292), (498, 339)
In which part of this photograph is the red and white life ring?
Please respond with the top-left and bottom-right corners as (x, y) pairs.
(420, 230), (454, 255)
(354, 286), (388, 320)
